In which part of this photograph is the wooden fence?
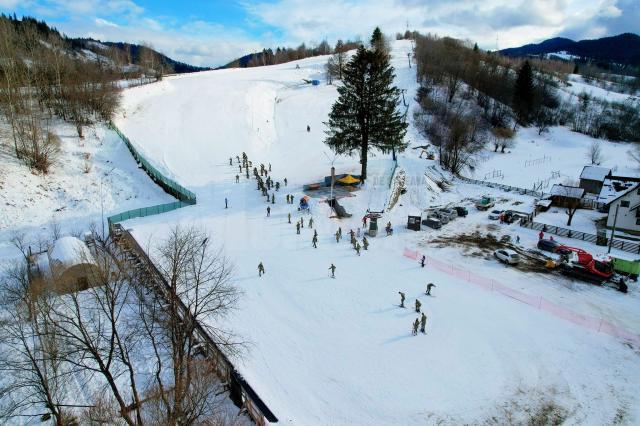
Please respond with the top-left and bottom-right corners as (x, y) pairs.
(112, 224), (278, 425)
(521, 221), (640, 255)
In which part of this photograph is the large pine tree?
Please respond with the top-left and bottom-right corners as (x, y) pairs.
(513, 60), (535, 125)
(324, 31), (407, 181)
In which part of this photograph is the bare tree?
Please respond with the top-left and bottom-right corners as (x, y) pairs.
(0, 264), (71, 425)
(48, 239), (145, 425)
(491, 127), (514, 153)
(586, 140), (604, 165)
(138, 225), (242, 424)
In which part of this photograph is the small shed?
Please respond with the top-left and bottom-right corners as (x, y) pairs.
(31, 236), (99, 294)
(549, 184), (584, 208)
(407, 215), (421, 231)
(579, 166), (611, 194)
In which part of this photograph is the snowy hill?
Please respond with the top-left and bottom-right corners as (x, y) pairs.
(83, 40), (640, 424)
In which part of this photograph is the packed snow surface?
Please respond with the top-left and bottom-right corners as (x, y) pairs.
(115, 41), (640, 424)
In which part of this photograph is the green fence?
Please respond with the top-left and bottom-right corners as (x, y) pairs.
(108, 201), (194, 227)
(108, 122), (196, 203)
(107, 123), (197, 228)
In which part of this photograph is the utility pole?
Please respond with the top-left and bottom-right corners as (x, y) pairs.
(608, 203), (619, 254)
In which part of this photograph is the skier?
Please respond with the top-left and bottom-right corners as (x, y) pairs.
(284, 177), (288, 186)
(385, 222), (393, 236)
(399, 291), (406, 308)
(362, 236), (369, 250)
(355, 242), (361, 256)
(269, 163), (272, 172)
(275, 182), (280, 191)
(412, 318), (419, 336)
(225, 198), (228, 209)
(288, 213), (291, 224)
(239, 164), (242, 173)
(338, 227), (342, 240)
(312, 234), (318, 248)
(266, 206), (271, 217)
(362, 216), (367, 228)
(335, 230), (340, 243)
(516, 235), (520, 244)
(300, 217), (304, 228)
(329, 263), (336, 278)
(307, 125), (310, 132)
(229, 157), (233, 166)
(426, 283), (436, 296)
(296, 222), (300, 234)
(271, 194), (275, 204)
(235, 174), (239, 183)
(539, 230), (544, 240)
(420, 312), (427, 334)
(420, 255), (425, 268)
(309, 217), (314, 228)
(415, 299), (421, 313)
(313, 229), (318, 238)
(258, 262), (265, 277)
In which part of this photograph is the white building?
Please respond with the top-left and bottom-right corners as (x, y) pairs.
(605, 183), (640, 235)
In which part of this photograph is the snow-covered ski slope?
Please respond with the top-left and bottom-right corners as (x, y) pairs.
(115, 41), (640, 424)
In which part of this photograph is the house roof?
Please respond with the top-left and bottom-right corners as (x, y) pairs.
(603, 183), (639, 206)
(550, 184), (584, 199)
(48, 236), (95, 270)
(580, 165), (610, 182)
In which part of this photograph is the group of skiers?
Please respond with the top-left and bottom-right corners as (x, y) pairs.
(399, 282), (437, 335)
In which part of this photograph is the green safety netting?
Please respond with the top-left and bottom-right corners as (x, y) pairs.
(107, 122), (197, 227)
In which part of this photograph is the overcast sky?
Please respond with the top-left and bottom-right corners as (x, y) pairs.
(1, 0), (637, 67)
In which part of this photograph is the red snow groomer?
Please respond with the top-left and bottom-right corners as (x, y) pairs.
(557, 246), (614, 284)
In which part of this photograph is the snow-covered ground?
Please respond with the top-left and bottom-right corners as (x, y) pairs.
(562, 74), (638, 103)
(470, 126), (637, 190)
(0, 121), (173, 264)
(111, 40), (640, 425)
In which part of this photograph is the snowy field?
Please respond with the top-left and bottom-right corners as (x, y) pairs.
(0, 121), (173, 264)
(470, 126), (637, 190)
(110, 40), (640, 424)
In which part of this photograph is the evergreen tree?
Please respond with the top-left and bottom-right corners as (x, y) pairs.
(513, 60), (535, 125)
(325, 37), (407, 181)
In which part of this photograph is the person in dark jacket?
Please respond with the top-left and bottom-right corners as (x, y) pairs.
(426, 283), (436, 296)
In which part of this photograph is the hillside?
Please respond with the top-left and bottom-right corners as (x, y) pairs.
(500, 33), (640, 66)
(0, 15), (208, 74)
(112, 40), (640, 424)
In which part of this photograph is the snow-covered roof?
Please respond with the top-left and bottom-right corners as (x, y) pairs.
(550, 184), (584, 199)
(580, 165), (610, 182)
(598, 178), (637, 203)
(48, 236), (95, 269)
(602, 183), (640, 206)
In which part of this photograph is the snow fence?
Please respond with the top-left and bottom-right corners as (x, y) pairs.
(403, 248), (640, 347)
(107, 122), (196, 228)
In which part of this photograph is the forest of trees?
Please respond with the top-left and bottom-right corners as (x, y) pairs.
(412, 33), (640, 174)
(222, 39), (361, 69)
(0, 226), (242, 424)
(0, 15), (127, 173)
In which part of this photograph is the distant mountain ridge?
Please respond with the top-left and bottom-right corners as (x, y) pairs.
(2, 14), (209, 74)
(500, 33), (640, 66)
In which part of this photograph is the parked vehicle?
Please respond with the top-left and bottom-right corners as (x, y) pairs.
(488, 210), (503, 220)
(439, 208), (457, 220)
(494, 249), (521, 265)
(537, 239), (562, 253)
(475, 196), (495, 211)
(558, 247), (614, 282)
(428, 210), (449, 224)
(422, 217), (442, 229)
(454, 206), (468, 217)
